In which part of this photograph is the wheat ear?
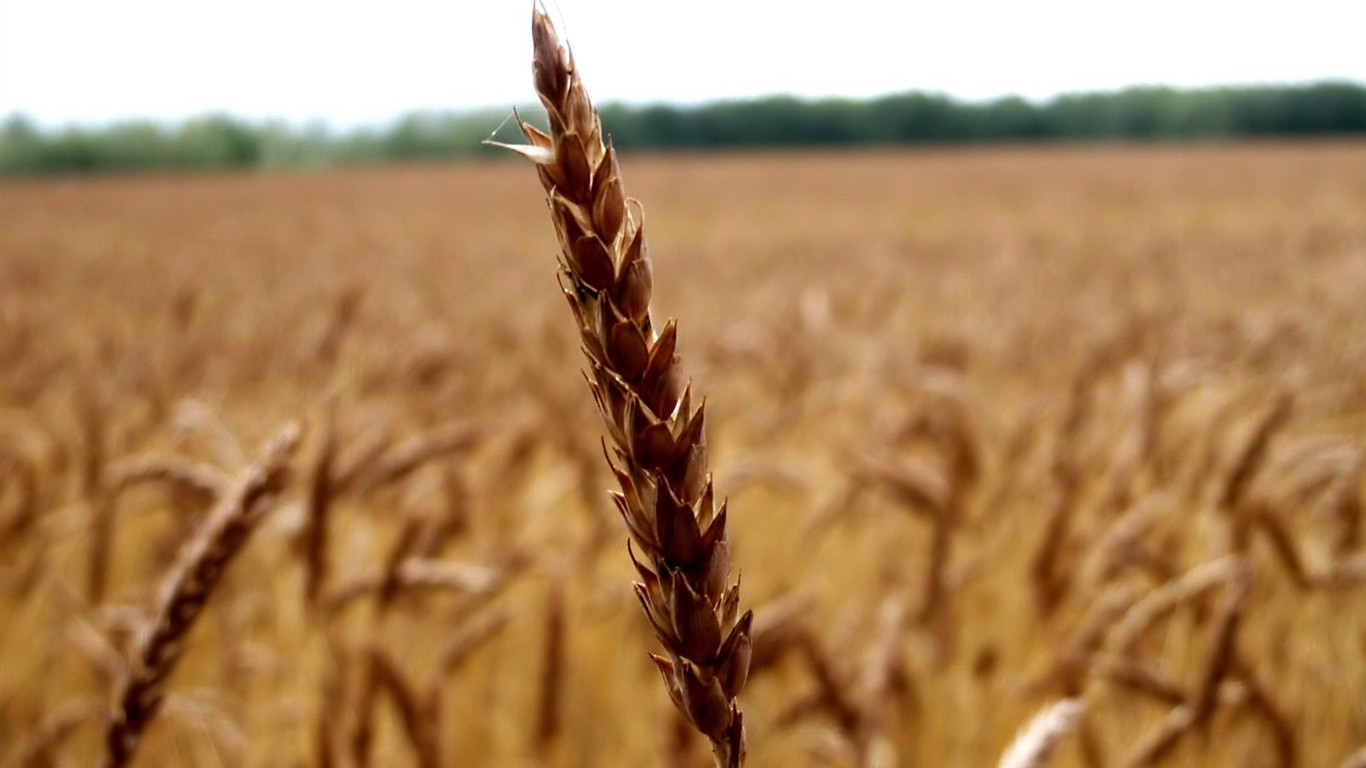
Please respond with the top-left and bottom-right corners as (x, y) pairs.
(997, 698), (1086, 768)
(495, 10), (752, 765)
(101, 424), (299, 768)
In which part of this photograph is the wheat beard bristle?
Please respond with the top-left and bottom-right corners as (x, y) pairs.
(493, 9), (752, 767)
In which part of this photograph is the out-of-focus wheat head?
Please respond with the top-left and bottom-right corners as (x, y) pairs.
(491, 8), (752, 766)
(102, 424), (300, 768)
(997, 699), (1085, 768)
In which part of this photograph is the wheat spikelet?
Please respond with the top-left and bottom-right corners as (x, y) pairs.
(100, 423), (299, 768)
(997, 698), (1086, 768)
(495, 9), (752, 765)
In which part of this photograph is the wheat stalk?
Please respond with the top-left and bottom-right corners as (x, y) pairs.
(300, 401), (338, 606)
(535, 581), (567, 755)
(368, 646), (441, 768)
(0, 450), (40, 548)
(493, 9), (752, 765)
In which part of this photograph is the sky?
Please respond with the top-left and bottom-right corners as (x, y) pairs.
(1, 0), (1364, 128)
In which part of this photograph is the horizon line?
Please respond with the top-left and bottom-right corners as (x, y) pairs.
(5, 78), (1364, 133)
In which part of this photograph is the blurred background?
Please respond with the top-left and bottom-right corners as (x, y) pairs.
(1, 0), (1364, 173)
(2, 3), (1366, 768)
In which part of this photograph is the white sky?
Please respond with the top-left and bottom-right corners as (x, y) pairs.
(1, 0), (1364, 128)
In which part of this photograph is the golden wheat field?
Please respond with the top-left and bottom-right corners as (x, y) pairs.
(2, 139), (1366, 768)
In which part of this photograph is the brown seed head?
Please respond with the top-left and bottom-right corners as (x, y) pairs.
(495, 9), (752, 765)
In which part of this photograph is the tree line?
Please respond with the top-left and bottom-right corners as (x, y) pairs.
(2, 82), (1363, 176)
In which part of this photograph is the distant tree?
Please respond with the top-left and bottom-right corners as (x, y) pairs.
(0, 114), (44, 173)
(3, 82), (1364, 175)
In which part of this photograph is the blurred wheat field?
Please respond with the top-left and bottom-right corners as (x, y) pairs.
(2, 141), (1365, 768)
